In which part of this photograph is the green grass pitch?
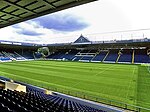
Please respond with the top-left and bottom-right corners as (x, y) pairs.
(0, 60), (150, 109)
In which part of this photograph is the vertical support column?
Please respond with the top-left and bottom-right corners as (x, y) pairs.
(132, 50), (135, 64)
(116, 50), (122, 63)
(116, 54), (121, 63)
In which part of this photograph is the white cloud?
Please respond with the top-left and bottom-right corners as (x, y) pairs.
(0, 0), (150, 44)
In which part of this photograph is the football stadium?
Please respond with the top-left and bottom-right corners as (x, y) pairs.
(0, 0), (150, 112)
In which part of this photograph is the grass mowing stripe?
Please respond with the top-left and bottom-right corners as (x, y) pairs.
(0, 70), (124, 101)
(0, 64), (129, 93)
(0, 70), (88, 92)
(3, 61), (115, 73)
(0, 64), (108, 84)
(0, 62), (132, 85)
(3, 62), (98, 75)
(0, 65), (86, 87)
(1, 64), (127, 96)
(1, 60), (149, 109)
(6, 60), (134, 71)
(0, 62), (135, 92)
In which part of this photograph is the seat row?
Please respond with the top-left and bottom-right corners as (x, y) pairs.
(0, 88), (105, 112)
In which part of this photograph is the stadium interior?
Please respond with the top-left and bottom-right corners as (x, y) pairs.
(0, 34), (150, 112)
(0, 0), (150, 112)
(0, 35), (150, 64)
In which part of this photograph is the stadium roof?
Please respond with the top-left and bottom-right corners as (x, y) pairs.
(74, 34), (90, 43)
(0, 0), (97, 29)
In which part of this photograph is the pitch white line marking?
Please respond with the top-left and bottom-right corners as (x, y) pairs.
(94, 64), (116, 76)
(125, 67), (136, 101)
(71, 64), (116, 88)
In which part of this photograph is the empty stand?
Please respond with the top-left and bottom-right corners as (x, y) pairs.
(104, 50), (118, 62)
(118, 49), (132, 63)
(0, 85), (106, 112)
(134, 49), (149, 63)
(47, 49), (79, 60)
(80, 50), (97, 61)
(61, 50), (78, 60)
(19, 51), (34, 59)
(28, 48), (150, 63)
(0, 48), (149, 63)
(92, 51), (108, 62)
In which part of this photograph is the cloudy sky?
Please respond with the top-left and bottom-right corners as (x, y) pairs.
(0, 0), (150, 44)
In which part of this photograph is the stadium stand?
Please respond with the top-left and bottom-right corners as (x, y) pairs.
(1, 51), (26, 60)
(0, 51), (11, 61)
(92, 50), (108, 62)
(134, 49), (149, 63)
(79, 50), (96, 61)
(14, 52), (26, 60)
(61, 50), (79, 60)
(0, 77), (122, 112)
(0, 34), (149, 63)
(72, 55), (82, 61)
(0, 38), (149, 112)
(104, 50), (118, 62)
(45, 48), (149, 64)
(47, 50), (67, 60)
(20, 51), (34, 59)
(1, 47), (149, 64)
(118, 49), (132, 63)
(73, 50), (94, 62)
(0, 1), (149, 111)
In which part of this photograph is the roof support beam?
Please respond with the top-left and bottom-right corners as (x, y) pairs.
(0, 18), (9, 23)
(41, 0), (56, 8)
(2, 0), (36, 14)
(0, 10), (20, 19)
